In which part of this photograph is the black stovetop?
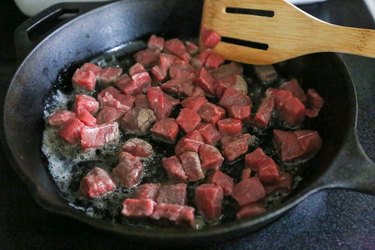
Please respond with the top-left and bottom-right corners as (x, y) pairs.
(1, 0), (375, 249)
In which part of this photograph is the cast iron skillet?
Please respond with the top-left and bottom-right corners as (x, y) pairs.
(2, 0), (375, 246)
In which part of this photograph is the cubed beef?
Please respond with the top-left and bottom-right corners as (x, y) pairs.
(76, 109), (97, 126)
(120, 107), (156, 135)
(96, 106), (124, 124)
(279, 96), (305, 127)
(176, 108), (202, 133)
(196, 123), (221, 146)
(58, 118), (85, 144)
(294, 130), (322, 158)
(241, 168), (252, 180)
(305, 88), (324, 118)
(73, 94), (100, 114)
(191, 86), (206, 97)
(221, 133), (253, 162)
(216, 75), (248, 98)
(175, 130), (205, 155)
(199, 144), (224, 170)
(156, 183), (187, 205)
(217, 118), (242, 136)
(236, 203), (266, 220)
(272, 89), (293, 110)
(72, 68), (96, 91)
(98, 87), (134, 112)
(201, 27), (221, 48)
(186, 41), (199, 55)
(273, 129), (304, 162)
(245, 148), (268, 171)
(48, 110), (76, 127)
(129, 63), (147, 76)
(205, 52), (225, 70)
(197, 102), (226, 124)
(150, 118), (179, 143)
(98, 67), (123, 84)
(148, 34), (165, 51)
(219, 87), (251, 108)
(253, 96), (274, 129)
(195, 184), (223, 221)
(115, 74), (141, 96)
(211, 62), (243, 80)
(81, 62), (102, 75)
(196, 48), (214, 66)
(181, 96), (208, 112)
(257, 158), (280, 184)
(162, 156), (188, 182)
(161, 79), (194, 97)
(134, 183), (161, 200)
(80, 122), (119, 149)
(134, 94), (150, 109)
(122, 198), (155, 217)
(207, 170), (234, 196)
(79, 167), (116, 198)
(194, 67), (217, 96)
(134, 48), (160, 67)
(227, 105), (251, 121)
(179, 151), (205, 181)
(169, 60), (196, 80)
(122, 138), (154, 158)
(254, 65), (278, 84)
(264, 173), (293, 194)
(232, 177), (265, 206)
(147, 87), (180, 120)
(113, 152), (143, 187)
(151, 53), (176, 81)
(131, 71), (152, 93)
(151, 203), (195, 227)
(164, 38), (190, 62)
(280, 79), (307, 104)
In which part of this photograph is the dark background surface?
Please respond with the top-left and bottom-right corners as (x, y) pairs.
(1, 0), (375, 249)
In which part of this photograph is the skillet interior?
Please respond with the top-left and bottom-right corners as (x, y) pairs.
(2, 0), (357, 245)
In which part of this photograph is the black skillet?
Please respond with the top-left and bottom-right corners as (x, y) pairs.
(2, 0), (375, 246)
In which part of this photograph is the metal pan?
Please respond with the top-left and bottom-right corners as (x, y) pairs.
(2, 0), (375, 246)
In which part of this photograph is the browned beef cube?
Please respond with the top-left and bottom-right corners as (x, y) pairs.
(80, 122), (119, 149)
(264, 172), (292, 194)
(72, 68), (97, 91)
(150, 203), (195, 227)
(179, 151), (204, 181)
(280, 79), (307, 104)
(161, 79), (194, 97)
(236, 203), (266, 220)
(96, 106), (124, 124)
(48, 109), (76, 127)
(122, 198), (155, 217)
(253, 95), (274, 129)
(254, 65), (278, 84)
(120, 107), (156, 135)
(279, 96), (305, 127)
(207, 170), (234, 196)
(134, 94), (150, 109)
(164, 38), (190, 62)
(305, 88), (324, 118)
(294, 130), (322, 158)
(147, 87), (180, 121)
(98, 67), (123, 84)
(194, 67), (217, 96)
(199, 144), (224, 170)
(196, 123), (221, 146)
(216, 75), (248, 98)
(76, 108), (97, 126)
(58, 118), (85, 145)
(221, 133), (253, 162)
(73, 94), (100, 114)
(134, 183), (161, 200)
(169, 60), (196, 80)
(227, 105), (251, 121)
(150, 118), (179, 144)
(79, 167), (116, 198)
(211, 62), (243, 80)
(162, 156), (188, 182)
(156, 183), (187, 205)
(134, 48), (160, 67)
(176, 108), (202, 133)
(181, 96), (208, 112)
(219, 87), (251, 108)
(122, 138), (154, 158)
(186, 41), (199, 55)
(205, 52), (225, 70)
(245, 148), (268, 171)
(197, 102), (226, 124)
(217, 118), (242, 136)
(113, 152), (143, 188)
(201, 27), (221, 49)
(98, 87), (134, 112)
(175, 130), (205, 155)
(195, 184), (223, 221)
(232, 177), (265, 206)
(148, 34), (165, 51)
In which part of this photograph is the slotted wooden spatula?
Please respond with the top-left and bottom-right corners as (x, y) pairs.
(201, 0), (375, 65)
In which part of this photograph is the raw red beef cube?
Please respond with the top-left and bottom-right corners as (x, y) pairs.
(219, 87), (251, 108)
(147, 87), (180, 120)
(221, 133), (253, 162)
(113, 152), (143, 187)
(98, 67), (123, 84)
(150, 118), (179, 143)
(162, 156), (188, 182)
(279, 96), (305, 127)
(134, 94), (150, 108)
(58, 118), (85, 144)
(196, 48), (214, 66)
(264, 172), (292, 194)
(122, 198), (155, 217)
(232, 177), (265, 206)
(98, 87), (134, 112)
(120, 107), (156, 135)
(305, 88), (324, 118)
(253, 95), (274, 129)
(280, 79), (307, 104)
(169, 60), (196, 80)
(216, 75), (248, 98)
(76, 108), (97, 126)
(122, 138), (154, 158)
(211, 62), (243, 80)
(199, 144), (224, 170)
(151, 53), (176, 81)
(148, 34), (165, 51)
(254, 65), (278, 84)
(79, 167), (116, 198)
(273, 129), (304, 162)
(134, 183), (161, 200)
(227, 105), (251, 121)
(176, 108), (202, 133)
(179, 151), (205, 181)
(217, 118), (242, 136)
(196, 123), (221, 146)
(129, 63), (147, 76)
(207, 170), (234, 196)
(96, 106), (124, 124)
(175, 130), (205, 155)
(161, 79), (194, 97)
(164, 38), (190, 62)
(257, 158), (280, 184)
(156, 183), (187, 205)
(73, 94), (99, 114)
(241, 168), (252, 180)
(48, 110), (76, 127)
(197, 102), (226, 124)
(294, 130), (322, 158)
(131, 71), (152, 93)
(272, 89), (293, 110)
(205, 52), (225, 70)
(201, 27), (221, 48)
(236, 203), (266, 220)
(116, 74), (141, 96)
(134, 48), (160, 67)
(186, 41), (199, 55)
(81, 62), (102, 75)
(194, 67), (217, 96)
(191, 86), (206, 97)
(245, 148), (268, 171)
(195, 184), (223, 221)
(151, 203), (195, 227)
(80, 122), (119, 149)
(72, 68), (97, 91)
(181, 96), (208, 112)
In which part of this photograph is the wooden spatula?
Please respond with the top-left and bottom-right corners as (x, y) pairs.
(201, 0), (375, 65)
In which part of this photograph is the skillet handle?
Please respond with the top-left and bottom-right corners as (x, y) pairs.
(319, 129), (375, 195)
(14, 1), (111, 61)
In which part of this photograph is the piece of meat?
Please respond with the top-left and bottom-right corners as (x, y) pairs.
(219, 87), (251, 108)
(151, 53), (176, 81)
(176, 108), (202, 133)
(201, 27), (221, 49)
(120, 107), (156, 135)
(150, 203), (195, 227)
(257, 158), (280, 184)
(58, 118), (85, 144)
(197, 102), (226, 124)
(148, 34), (165, 51)
(196, 123), (221, 146)
(194, 67), (217, 96)
(113, 152), (143, 188)
(241, 168), (252, 180)
(254, 65), (278, 84)
(162, 156), (188, 182)
(294, 130), (322, 159)
(97, 87), (134, 112)
(164, 38), (190, 62)
(217, 118), (242, 136)
(122, 198), (155, 217)
(207, 170), (234, 196)
(134, 48), (160, 67)
(190, 86), (206, 97)
(279, 96), (305, 127)
(129, 63), (147, 76)
(264, 172), (293, 194)
(245, 148), (268, 171)
(175, 130), (205, 155)
(98, 67), (123, 84)
(227, 105), (251, 121)
(73, 94), (100, 115)
(80, 122), (119, 149)
(47, 110), (76, 127)
(169, 60), (196, 80)
(232, 177), (266, 206)
(221, 133), (253, 162)
(273, 129), (304, 162)
(72, 68), (97, 91)
(147, 87), (180, 121)
(79, 167), (116, 198)
(205, 52), (225, 70)
(156, 183), (187, 205)
(195, 48), (214, 66)
(96, 106), (124, 124)
(115, 74), (142, 96)
(216, 75), (248, 98)
(253, 96), (274, 129)
(236, 203), (266, 220)
(122, 138), (154, 158)
(181, 96), (208, 112)
(81, 62), (102, 75)
(161, 79), (194, 97)
(186, 41), (199, 55)
(305, 88), (324, 118)
(134, 183), (161, 200)
(199, 144), (224, 170)
(134, 94), (150, 109)
(270, 89), (293, 110)
(76, 108), (97, 126)
(211, 62), (243, 80)
(131, 71), (152, 93)
(150, 118), (179, 144)
(195, 184), (223, 221)
(280, 79), (307, 105)
(179, 151), (205, 181)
